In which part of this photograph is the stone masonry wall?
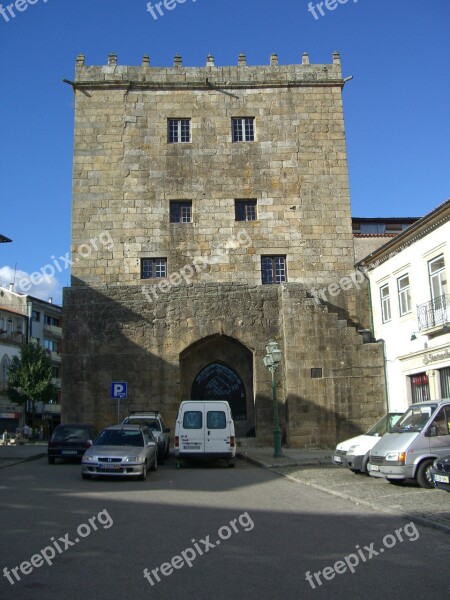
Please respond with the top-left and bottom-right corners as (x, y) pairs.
(63, 53), (386, 447)
(63, 281), (386, 447)
(70, 53), (356, 315)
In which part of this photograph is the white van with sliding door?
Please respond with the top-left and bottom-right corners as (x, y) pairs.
(174, 401), (236, 467)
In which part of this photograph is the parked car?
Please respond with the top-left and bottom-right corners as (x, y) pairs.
(368, 399), (450, 488)
(332, 413), (403, 471)
(48, 424), (98, 464)
(81, 424), (157, 481)
(122, 412), (170, 463)
(430, 454), (450, 492)
(345, 413), (403, 473)
(174, 400), (236, 467)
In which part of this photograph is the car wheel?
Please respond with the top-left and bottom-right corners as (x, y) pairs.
(150, 454), (157, 472)
(228, 459), (236, 468)
(164, 444), (170, 458)
(81, 473), (90, 480)
(139, 462), (147, 481)
(48, 456), (55, 465)
(416, 459), (435, 489)
(386, 478), (404, 486)
(158, 449), (165, 465)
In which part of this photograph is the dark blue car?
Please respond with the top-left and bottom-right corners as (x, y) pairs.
(431, 454), (450, 492)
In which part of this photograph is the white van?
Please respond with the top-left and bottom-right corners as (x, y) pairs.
(174, 401), (236, 467)
(368, 399), (450, 488)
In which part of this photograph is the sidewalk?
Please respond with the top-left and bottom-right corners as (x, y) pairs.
(237, 445), (332, 468)
(0, 442), (47, 469)
(237, 445), (450, 535)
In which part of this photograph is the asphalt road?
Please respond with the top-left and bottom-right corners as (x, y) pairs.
(0, 456), (448, 600)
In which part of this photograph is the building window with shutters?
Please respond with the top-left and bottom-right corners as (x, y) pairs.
(440, 367), (450, 398)
(380, 284), (391, 323)
(397, 274), (412, 316)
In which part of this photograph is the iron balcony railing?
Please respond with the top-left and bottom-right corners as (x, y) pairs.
(417, 294), (450, 332)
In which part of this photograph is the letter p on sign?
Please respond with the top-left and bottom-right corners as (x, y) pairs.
(111, 382), (127, 399)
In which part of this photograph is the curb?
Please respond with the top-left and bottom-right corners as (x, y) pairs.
(240, 453), (450, 537)
(0, 452), (46, 470)
(237, 452), (331, 469)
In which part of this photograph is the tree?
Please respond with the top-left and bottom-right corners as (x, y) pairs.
(7, 341), (57, 433)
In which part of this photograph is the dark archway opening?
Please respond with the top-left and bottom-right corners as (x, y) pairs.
(191, 362), (247, 420)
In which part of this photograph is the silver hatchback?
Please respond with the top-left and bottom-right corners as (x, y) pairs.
(81, 425), (157, 481)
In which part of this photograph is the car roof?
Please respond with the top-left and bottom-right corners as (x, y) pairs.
(55, 424), (95, 428)
(407, 399), (450, 407)
(102, 424), (145, 431)
(124, 413), (161, 418)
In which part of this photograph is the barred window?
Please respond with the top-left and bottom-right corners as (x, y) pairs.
(232, 117), (255, 142)
(235, 200), (257, 222)
(170, 201), (192, 223)
(168, 119), (191, 143)
(262, 256), (287, 285)
(141, 258), (167, 279)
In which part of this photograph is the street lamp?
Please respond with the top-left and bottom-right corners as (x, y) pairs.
(263, 340), (284, 458)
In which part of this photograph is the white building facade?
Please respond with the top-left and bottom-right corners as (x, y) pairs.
(360, 199), (450, 412)
(0, 287), (62, 435)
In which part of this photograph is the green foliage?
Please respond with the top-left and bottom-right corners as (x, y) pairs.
(7, 341), (57, 407)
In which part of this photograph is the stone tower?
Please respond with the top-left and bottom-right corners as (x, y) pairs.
(62, 52), (386, 446)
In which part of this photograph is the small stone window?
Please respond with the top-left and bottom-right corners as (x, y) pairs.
(141, 258), (167, 279)
(168, 119), (191, 143)
(235, 200), (257, 222)
(261, 256), (287, 285)
(170, 201), (192, 223)
(311, 368), (323, 379)
(232, 117), (255, 142)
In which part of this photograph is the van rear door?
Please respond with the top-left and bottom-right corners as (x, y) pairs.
(205, 403), (231, 455)
(179, 402), (204, 454)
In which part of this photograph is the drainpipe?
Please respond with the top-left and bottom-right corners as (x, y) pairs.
(358, 267), (390, 413)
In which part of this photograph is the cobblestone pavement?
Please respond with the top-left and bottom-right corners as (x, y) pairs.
(273, 464), (450, 533)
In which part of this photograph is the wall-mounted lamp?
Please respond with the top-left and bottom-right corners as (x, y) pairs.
(410, 332), (419, 341)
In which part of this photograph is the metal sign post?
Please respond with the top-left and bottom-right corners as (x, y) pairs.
(110, 382), (128, 424)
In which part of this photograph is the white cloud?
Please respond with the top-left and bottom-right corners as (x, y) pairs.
(0, 265), (62, 304)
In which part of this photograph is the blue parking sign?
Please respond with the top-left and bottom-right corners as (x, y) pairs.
(111, 382), (127, 399)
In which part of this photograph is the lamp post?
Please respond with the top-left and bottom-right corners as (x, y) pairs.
(263, 340), (284, 458)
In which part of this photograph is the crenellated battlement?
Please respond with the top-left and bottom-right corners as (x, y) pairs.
(73, 52), (343, 88)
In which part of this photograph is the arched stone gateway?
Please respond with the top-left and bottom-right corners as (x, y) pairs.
(179, 335), (254, 437)
(191, 362), (246, 420)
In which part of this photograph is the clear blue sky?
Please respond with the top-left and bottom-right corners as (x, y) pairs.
(1, 0), (449, 304)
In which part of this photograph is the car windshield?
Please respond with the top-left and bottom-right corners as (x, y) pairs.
(366, 414), (402, 436)
(392, 405), (437, 433)
(95, 430), (144, 447)
(52, 427), (89, 442)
